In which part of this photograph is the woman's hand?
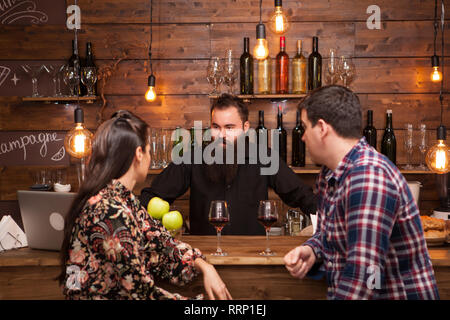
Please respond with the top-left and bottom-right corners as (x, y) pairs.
(194, 258), (232, 300)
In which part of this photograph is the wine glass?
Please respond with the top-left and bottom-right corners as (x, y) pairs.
(149, 127), (161, 169)
(208, 200), (230, 256)
(206, 56), (223, 95)
(81, 67), (97, 96)
(47, 64), (65, 97)
(326, 48), (338, 85)
(223, 50), (237, 94)
(159, 128), (172, 168)
(417, 124), (428, 170)
(338, 56), (356, 88)
(63, 66), (80, 96)
(403, 123), (414, 170)
(21, 64), (47, 97)
(257, 200), (278, 256)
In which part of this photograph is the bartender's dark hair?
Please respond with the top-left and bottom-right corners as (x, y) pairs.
(57, 110), (149, 285)
(298, 85), (362, 139)
(211, 93), (249, 123)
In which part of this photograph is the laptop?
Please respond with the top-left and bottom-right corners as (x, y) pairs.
(17, 190), (77, 251)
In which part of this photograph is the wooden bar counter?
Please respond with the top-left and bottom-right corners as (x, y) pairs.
(0, 236), (449, 300)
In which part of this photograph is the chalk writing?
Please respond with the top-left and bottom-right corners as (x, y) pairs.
(0, 0), (48, 25)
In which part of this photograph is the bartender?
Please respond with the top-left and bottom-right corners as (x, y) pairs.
(140, 94), (316, 235)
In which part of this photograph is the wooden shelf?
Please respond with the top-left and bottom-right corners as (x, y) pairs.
(209, 94), (306, 102)
(148, 166), (432, 175)
(22, 96), (98, 104)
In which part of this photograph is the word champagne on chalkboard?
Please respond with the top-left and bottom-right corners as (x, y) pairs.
(0, 131), (69, 166)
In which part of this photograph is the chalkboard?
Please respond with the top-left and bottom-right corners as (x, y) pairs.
(0, 131), (70, 166)
(0, 0), (66, 25)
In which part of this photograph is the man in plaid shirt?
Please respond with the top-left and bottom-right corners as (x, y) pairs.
(284, 85), (440, 299)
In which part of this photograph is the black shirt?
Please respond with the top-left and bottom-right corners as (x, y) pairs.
(140, 147), (317, 235)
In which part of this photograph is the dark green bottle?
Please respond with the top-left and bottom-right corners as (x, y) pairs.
(292, 110), (305, 167)
(240, 37), (254, 94)
(308, 36), (322, 91)
(363, 110), (377, 149)
(256, 110), (268, 148)
(381, 109), (396, 165)
(276, 106), (287, 163)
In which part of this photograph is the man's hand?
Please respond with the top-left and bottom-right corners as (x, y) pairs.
(284, 245), (316, 279)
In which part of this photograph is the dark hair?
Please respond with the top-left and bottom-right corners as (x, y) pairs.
(298, 85), (362, 139)
(210, 93), (249, 123)
(57, 111), (149, 285)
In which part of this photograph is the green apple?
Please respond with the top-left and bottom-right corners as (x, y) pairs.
(147, 197), (170, 220)
(162, 210), (183, 230)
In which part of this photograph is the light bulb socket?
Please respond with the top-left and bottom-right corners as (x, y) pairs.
(437, 125), (447, 141)
(74, 107), (84, 124)
(431, 55), (440, 67)
(148, 74), (156, 87)
(275, 0), (282, 7)
(256, 23), (266, 40)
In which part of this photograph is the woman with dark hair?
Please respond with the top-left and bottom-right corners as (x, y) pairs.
(58, 111), (232, 300)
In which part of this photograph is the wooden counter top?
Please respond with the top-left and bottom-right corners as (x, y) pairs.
(1, 236), (449, 267)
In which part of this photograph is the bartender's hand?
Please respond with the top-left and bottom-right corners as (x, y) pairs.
(194, 258), (233, 300)
(284, 245), (316, 279)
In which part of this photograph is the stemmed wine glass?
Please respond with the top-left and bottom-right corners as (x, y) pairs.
(63, 66), (80, 96)
(208, 200), (230, 256)
(417, 124), (428, 170)
(81, 67), (97, 96)
(338, 56), (356, 88)
(223, 49), (237, 94)
(21, 64), (47, 97)
(257, 200), (278, 256)
(326, 48), (338, 85)
(206, 56), (223, 95)
(403, 123), (414, 170)
(47, 64), (65, 97)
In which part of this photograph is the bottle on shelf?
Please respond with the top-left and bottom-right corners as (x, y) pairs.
(363, 109), (377, 149)
(276, 105), (287, 163)
(276, 36), (289, 94)
(257, 57), (272, 94)
(292, 40), (307, 94)
(240, 37), (254, 94)
(292, 110), (305, 167)
(308, 36), (322, 91)
(68, 39), (82, 96)
(256, 110), (268, 148)
(381, 109), (396, 165)
(83, 41), (97, 96)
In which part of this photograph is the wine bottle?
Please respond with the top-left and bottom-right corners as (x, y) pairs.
(292, 40), (307, 94)
(257, 57), (272, 94)
(68, 39), (81, 96)
(308, 36), (322, 91)
(276, 36), (289, 94)
(276, 106), (287, 163)
(84, 42), (97, 95)
(292, 110), (305, 167)
(256, 110), (268, 148)
(381, 109), (396, 165)
(240, 37), (254, 94)
(363, 109), (377, 149)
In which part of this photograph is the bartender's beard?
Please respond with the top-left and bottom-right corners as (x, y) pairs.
(204, 138), (239, 185)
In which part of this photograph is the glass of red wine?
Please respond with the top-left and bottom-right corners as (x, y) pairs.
(257, 200), (278, 256)
(208, 200), (230, 256)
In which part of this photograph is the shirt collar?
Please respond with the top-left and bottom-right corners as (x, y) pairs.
(108, 179), (137, 204)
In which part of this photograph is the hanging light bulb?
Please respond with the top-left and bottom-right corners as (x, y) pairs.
(269, 0), (289, 35)
(145, 74), (156, 102)
(253, 23), (269, 60)
(431, 55), (443, 82)
(64, 107), (93, 159)
(426, 126), (450, 173)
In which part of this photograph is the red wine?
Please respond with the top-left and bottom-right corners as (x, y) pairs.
(292, 110), (305, 167)
(240, 37), (254, 94)
(209, 217), (229, 230)
(276, 106), (287, 163)
(363, 109), (377, 149)
(257, 217), (277, 229)
(308, 36), (322, 91)
(276, 36), (289, 94)
(381, 109), (396, 165)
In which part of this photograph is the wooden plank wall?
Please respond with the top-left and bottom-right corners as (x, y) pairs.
(1, 0), (450, 227)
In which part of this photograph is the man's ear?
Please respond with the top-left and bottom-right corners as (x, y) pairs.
(316, 119), (330, 139)
(243, 120), (250, 132)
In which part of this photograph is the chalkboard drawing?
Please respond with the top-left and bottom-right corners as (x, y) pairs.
(0, 66), (11, 87)
(0, 1), (49, 25)
(51, 146), (66, 162)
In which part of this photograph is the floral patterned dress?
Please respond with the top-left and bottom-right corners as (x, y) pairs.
(62, 180), (204, 300)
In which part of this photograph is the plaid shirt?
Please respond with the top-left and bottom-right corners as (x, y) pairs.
(304, 138), (440, 300)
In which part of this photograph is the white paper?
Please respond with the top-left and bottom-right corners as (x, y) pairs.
(0, 215), (28, 252)
(310, 213), (318, 234)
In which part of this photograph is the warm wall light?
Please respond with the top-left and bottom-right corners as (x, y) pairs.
(431, 56), (443, 82)
(426, 126), (450, 174)
(64, 107), (93, 159)
(253, 0), (269, 60)
(145, 0), (157, 101)
(145, 74), (156, 102)
(269, 0), (289, 35)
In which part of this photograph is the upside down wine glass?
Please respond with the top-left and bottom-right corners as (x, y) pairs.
(208, 200), (230, 256)
(257, 200), (278, 256)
